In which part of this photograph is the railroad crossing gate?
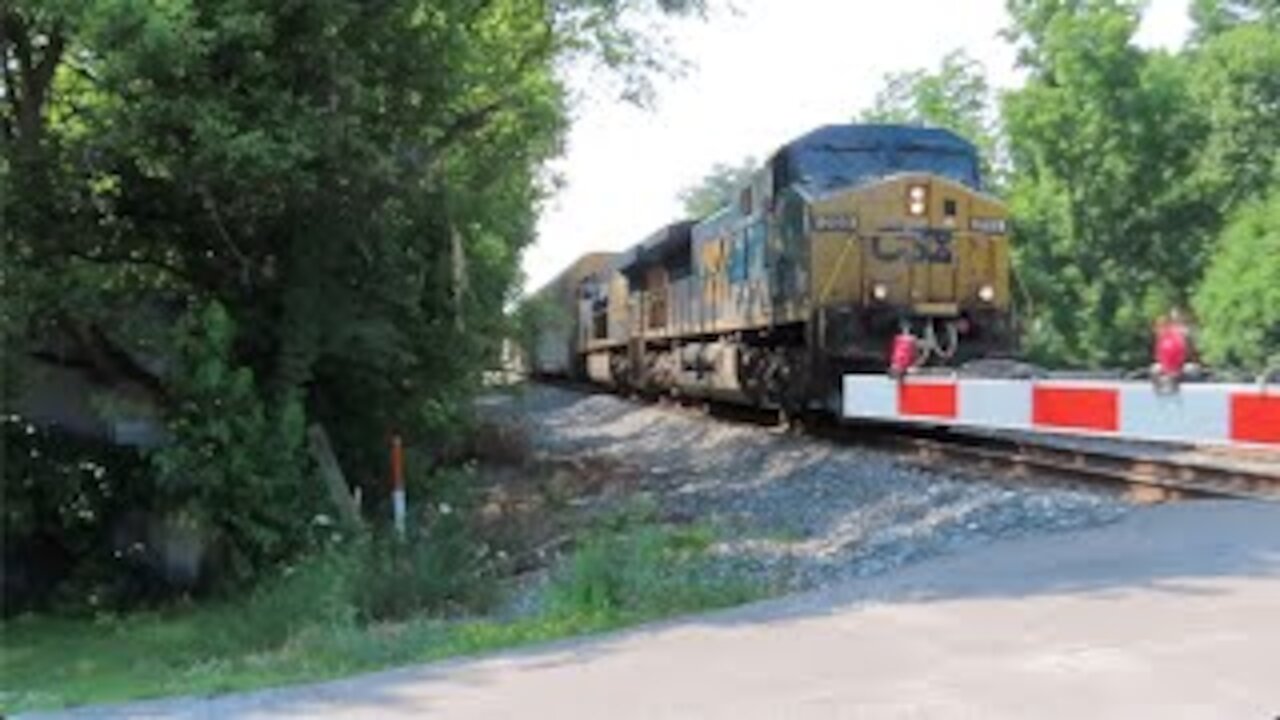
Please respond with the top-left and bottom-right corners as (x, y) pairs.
(842, 376), (1280, 448)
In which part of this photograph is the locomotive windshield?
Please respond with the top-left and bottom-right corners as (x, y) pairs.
(779, 124), (982, 194)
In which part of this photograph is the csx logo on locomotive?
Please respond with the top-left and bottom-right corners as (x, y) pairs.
(869, 231), (954, 265)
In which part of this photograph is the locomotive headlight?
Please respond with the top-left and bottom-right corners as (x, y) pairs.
(907, 185), (928, 216)
(872, 283), (889, 301)
(978, 284), (996, 302)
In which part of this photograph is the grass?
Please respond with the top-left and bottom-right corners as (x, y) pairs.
(1, 519), (768, 713)
(1, 603), (621, 712)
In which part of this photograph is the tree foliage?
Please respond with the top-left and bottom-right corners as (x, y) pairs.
(860, 50), (1001, 185)
(1193, 188), (1280, 370)
(677, 156), (757, 218)
(1191, 0), (1280, 40)
(2, 0), (704, 596)
(512, 291), (573, 369)
(1187, 18), (1280, 210)
(1002, 0), (1215, 366)
(1181, 2), (1280, 371)
(148, 302), (318, 586)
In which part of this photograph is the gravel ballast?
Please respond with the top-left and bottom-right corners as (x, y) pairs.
(482, 385), (1131, 593)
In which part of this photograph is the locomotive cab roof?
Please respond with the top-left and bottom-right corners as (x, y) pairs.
(776, 124), (982, 195)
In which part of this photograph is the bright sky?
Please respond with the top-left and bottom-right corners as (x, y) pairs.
(523, 0), (1193, 291)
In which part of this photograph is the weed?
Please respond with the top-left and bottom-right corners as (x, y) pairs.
(1, 464), (769, 714)
(545, 517), (759, 622)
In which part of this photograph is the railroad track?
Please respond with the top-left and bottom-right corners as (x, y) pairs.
(530, 377), (1280, 503)
(864, 429), (1280, 503)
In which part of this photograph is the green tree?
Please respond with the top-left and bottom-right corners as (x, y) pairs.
(1001, 0), (1210, 367)
(1191, 0), (1280, 40)
(513, 292), (573, 368)
(1187, 19), (1280, 211)
(1193, 188), (1280, 370)
(678, 156), (757, 218)
(860, 50), (1000, 184)
(1185, 0), (1280, 374)
(2, 0), (706, 589)
(149, 302), (318, 585)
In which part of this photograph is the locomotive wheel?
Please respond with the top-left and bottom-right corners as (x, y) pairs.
(776, 347), (810, 416)
(738, 345), (776, 406)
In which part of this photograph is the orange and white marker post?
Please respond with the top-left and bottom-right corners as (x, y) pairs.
(391, 434), (406, 537)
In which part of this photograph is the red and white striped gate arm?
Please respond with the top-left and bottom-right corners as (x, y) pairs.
(842, 376), (1280, 448)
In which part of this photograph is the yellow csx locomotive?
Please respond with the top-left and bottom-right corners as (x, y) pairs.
(530, 124), (1013, 411)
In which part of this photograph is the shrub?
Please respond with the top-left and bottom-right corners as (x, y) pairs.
(546, 518), (757, 621)
(235, 464), (500, 630)
(148, 302), (323, 588)
(1194, 188), (1280, 371)
(353, 531), (493, 623)
(1, 416), (155, 613)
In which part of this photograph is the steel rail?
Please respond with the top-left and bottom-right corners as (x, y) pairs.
(876, 431), (1280, 502)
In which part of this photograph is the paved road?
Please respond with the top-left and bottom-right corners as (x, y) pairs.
(32, 501), (1280, 719)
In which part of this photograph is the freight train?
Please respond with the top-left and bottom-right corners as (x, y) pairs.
(527, 124), (1014, 413)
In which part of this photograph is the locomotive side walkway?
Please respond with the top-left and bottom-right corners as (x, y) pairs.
(32, 500), (1280, 719)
